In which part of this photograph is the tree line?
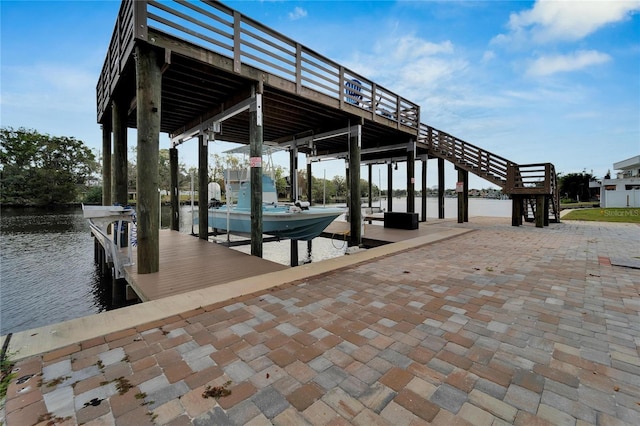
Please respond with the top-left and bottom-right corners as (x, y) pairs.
(0, 127), (380, 206)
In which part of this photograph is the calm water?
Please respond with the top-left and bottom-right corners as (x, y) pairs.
(0, 198), (510, 335)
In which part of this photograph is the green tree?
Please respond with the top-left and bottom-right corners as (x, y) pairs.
(0, 127), (98, 205)
(558, 172), (594, 202)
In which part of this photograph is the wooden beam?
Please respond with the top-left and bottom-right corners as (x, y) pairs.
(135, 43), (162, 274)
(101, 123), (112, 206)
(406, 140), (415, 213)
(198, 134), (208, 240)
(387, 162), (393, 212)
(112, 97), (128, 206)
(170, 147), (179, 231)
(250, 89), (263, 257)
(421, 156), (427, 222)
(349, 125), (362, 246)
(535, 195), (545, 228)
(438, 158), (445, 219)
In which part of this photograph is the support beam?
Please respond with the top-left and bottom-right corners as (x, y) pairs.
(348, 125), (362, 246)
(250, 89), (263, 257)
(198, 134), (208, 240)
(368, 164), (373, 209)
(112, 97), (128, 206)
(535, 195), (545, 228)
(101, 123), (112, 206)
(407, 140), (415, 213)
(306, 158), (313, 262)
(463, 168), (469, 222)
(307, 159), (313, 204)
(290, 145), (298, 266)
(438, 158), (445, 219)
(421, 155), (427, 222)
(170, 147), (179, 231)
(456, 167), (468, 224)
(135, 43), (161, 274)
(511, 196), (522, 226)
(387, 162), (393, 212)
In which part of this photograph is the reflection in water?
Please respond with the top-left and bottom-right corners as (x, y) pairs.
(0, 207), (121, 335)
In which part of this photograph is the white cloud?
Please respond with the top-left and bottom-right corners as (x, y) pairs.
(288, 7), (307, 21)
(527, 50), (611, 76)
(498, 0), (640, 44)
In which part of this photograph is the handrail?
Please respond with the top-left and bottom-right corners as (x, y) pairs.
(83, 205), (135, 279)
(419, 123), (512, 188)
(96, 0), (420, 129)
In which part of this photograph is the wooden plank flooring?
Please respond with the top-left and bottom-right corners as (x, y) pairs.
(123, 230), (288, 301)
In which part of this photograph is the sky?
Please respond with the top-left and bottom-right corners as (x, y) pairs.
(2, 0), (639, 191)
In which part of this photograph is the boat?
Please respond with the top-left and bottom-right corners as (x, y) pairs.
(207, 172), (345, 241)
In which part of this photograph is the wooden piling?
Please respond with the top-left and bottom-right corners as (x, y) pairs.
(250, 88), (263, 257)
(112, 97), (128, 206)
(438, 158), (445, 219)
(421, 156), (427, 222)
(101, 123), (112, 206)
(407, 140), (415, 213)
(135, 43), (161, 274)
(198, 134), (208, 241)
(535, 195), (545, 228)
(170, 147), (179, 231)
(387, 162), (393, 212)
(348, 125), (362, 246)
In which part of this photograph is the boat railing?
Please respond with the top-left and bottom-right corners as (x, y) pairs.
(82, 205), (136, 279)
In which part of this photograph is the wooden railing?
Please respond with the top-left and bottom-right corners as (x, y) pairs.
(418, 124), (512, 188)
(506, 163), (556, 194)
(97, 0), (420, 129)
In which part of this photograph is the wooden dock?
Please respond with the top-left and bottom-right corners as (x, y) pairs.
(117, 220), (460, 302)
(123, 230), (287, 301)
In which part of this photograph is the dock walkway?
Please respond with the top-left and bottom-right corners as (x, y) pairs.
(3, 218), (640, 425)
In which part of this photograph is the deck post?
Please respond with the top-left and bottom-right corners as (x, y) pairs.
(535, 195), (545, 228)
(135, 43), (162, 274)
(387, 162), (393, 212)
(289, 144), (298, 266)
(511, 195), (522, 226)
(463, 168), (469, 222)
(544, 195), (550, 226)
(438, 158), (445, 219)
(348, 124), (362, 246)
(368, 164), (373, 210)
(170, 147), (179, 231)
(101, 123), (112, 205)
(456, 167), (467, 224)
(406, 140), (416, 213)
(198, 134), (208, 240)
(250, 87), (263, 258)
(306, 158), (312, 259)
(421, 155), (427, 222)
(112, 96), (128, 206)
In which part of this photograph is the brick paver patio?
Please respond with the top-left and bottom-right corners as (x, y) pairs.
(3, 218), (640, 425)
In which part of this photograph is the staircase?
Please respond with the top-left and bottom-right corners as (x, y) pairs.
(418, 124), (560, 225)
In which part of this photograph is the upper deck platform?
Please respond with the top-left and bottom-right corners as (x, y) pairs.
(97, 0), (421, 159)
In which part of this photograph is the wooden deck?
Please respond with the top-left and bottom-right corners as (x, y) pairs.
(123, 230), (287, 302)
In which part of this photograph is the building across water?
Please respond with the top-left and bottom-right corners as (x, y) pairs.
(593, 155), (640, 207)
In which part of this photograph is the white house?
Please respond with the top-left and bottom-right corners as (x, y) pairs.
(598, 155), (640, 207)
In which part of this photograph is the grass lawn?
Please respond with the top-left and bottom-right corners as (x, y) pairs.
(563, 207), (640, 223)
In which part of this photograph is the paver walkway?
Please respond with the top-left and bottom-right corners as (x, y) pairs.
(3, 218), (640, 425)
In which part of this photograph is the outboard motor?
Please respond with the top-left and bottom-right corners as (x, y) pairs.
(294, 200), (310, 210)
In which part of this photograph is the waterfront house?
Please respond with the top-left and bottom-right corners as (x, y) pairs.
(596, 155), (640, 207)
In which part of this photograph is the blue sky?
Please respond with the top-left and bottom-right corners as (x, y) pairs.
(2, 0), (639, 190)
